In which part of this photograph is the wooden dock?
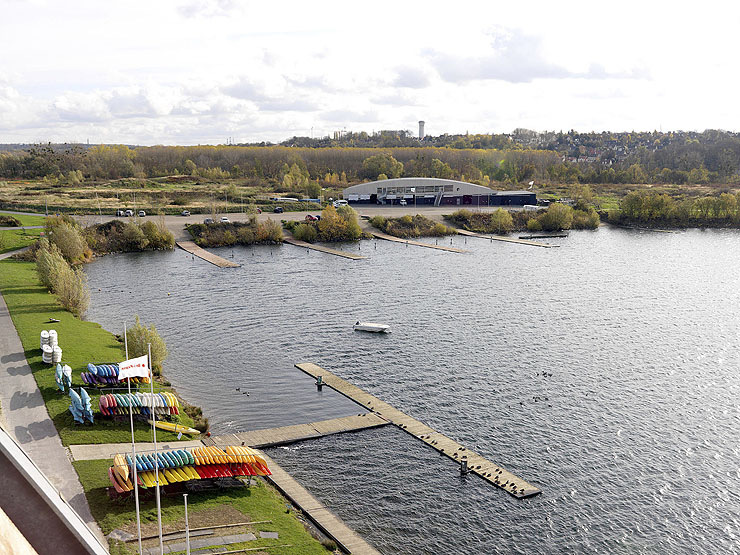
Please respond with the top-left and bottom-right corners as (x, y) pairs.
(369, 231), (468, 253)
(295, 363), (542, 499)
(259, 452), (381, 555)
(176, 241), (241, 267)
(456, 229), (557, 248)
(210, 413), (390, 449)
(283, 237), (367, 260)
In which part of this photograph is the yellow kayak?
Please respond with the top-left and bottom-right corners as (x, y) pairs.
(113, 453), (129, 483)
(147, 419), (200, 435)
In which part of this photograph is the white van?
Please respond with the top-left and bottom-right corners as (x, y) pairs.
(333, 200), (348, 208)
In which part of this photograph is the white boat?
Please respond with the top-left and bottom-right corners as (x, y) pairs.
(353, 321), (390, 333)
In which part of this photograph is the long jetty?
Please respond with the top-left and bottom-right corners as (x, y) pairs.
(283, 237), (367, 260)
(176, 240), (241, 267)
(210, 413), (390, 448)
(295, 363), (542, 499)
(369, 230), (468, 253)
(455, 228), (558, 248)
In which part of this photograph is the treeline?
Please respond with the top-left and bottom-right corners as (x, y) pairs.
(4, 129), (740, 187)
(612, 190), (740, 226)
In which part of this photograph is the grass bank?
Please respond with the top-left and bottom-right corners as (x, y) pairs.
(0, 227), (43, 254)
(74, 459), (330, 555)
(0, 210), (48, 226)
(0, 259), (194, 445)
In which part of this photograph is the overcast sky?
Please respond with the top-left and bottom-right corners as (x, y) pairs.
(1, 0), (737, 145)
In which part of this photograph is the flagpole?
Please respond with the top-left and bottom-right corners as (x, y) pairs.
(124, 324), (143, 555)
(149, 342), (164, 554)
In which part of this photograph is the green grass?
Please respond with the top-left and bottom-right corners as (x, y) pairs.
(0, 210), (48, 226)
(0, 259), (194, 445)
(0, 228), (42, 253)
(73, 459), (329, 555)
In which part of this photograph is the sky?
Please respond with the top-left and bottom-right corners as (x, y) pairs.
(1, 0), (738, 145)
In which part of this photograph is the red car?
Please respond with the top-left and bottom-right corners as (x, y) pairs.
(305, 214), (318, 221)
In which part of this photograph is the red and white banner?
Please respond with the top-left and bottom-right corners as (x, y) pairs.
(118, 355), (150, 380)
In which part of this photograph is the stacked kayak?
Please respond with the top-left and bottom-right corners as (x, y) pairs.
(82, 363), (150, 386)
(99, 392), (180, 417)
(55, 363), (72, 393)
(108, 445), (271, 492)
(69, 388), (94, 424)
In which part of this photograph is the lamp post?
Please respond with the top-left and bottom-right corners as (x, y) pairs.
(410, 187), (416, 212)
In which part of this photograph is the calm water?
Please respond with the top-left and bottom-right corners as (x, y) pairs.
(84, 228), (740, 554)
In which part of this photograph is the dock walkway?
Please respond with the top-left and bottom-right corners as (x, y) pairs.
(295, 363), (542, 499)
(283, 237), (367, 260)
(369, 230), (468, 253)
(456, 228), (557, 248)
(211, 413), (390, 448)
(260, 452), (381, 555)
(176, 241), (240, 267)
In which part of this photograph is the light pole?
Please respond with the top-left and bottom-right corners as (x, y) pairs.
(411, 187), (416, 212)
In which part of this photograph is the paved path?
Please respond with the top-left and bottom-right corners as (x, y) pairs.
(0, 246), (30, 261)
(0, 291), (106, 546)
(70, 440), (204, 461)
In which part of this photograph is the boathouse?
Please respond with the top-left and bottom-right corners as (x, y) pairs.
(342, 177), (536, 207)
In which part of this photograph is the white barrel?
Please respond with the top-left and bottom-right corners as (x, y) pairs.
(42, 344), (53, 363)
(48, 330), (58, 347)
(52, 346), (62, 363)
(40, 330), (49, 348)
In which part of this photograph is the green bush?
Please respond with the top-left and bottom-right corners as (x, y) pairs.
(489, 208), (513, 234)
(526, 218), (543, 231)
(49, 220), (88, 262)
(127, 315), (168, 369)
(294, 223), (318, 242)
(572, 207), (600, 229)
(538, 203), (573, 231)
(35, 238), (90, 317)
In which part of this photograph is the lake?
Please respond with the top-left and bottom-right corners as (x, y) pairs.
(84, 227), (740, 554)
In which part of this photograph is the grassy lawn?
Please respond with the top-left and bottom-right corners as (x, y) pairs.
(0, 259), (194, 445)
(0, 227), (43, 254)
(74, 459), (330, 555)
(0, 210), (48, 226)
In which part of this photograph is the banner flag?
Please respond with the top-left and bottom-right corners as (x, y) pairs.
(118, 355), (150, 380)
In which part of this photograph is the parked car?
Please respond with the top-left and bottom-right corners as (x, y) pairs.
(305, 214), (318, 221)
(180, 210), (191, 216)
(333, 200), (348, 208)
(116, 209), (125, 217)
(399, 199), (407, 206)
(138, 210), (146, 217)
(256, 208), (262, 214)
(124, 209), (134, 217)
(220, 216), (230, 223)
(273, 206), (284, 213)
(204, 217), (214, 224)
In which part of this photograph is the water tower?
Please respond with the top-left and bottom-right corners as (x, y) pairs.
(418, 121), (425, 139)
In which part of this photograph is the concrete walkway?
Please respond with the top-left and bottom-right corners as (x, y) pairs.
(0, 290), (106, 546)
(0, 246), (30, 261)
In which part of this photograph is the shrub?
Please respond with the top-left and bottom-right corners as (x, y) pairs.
(140, 221), (174, 250)
(53, 263), (90, 317)
(489, 208), (514, 234)
(538, 203), (573, 231)
(127, 315), (168, 369)
(49, 221), (88, 262)
(294, 223), (318, 242)
(35, 238), (90, 317)
(572, 208), (600, 230)
(256, 219), (283, 243)
(35, 239), (67, 289)
(237, 227), (255, 244)
(0, 215), (21, 227)
(526, 218), (543, 231)
(122, 222), (149, 250)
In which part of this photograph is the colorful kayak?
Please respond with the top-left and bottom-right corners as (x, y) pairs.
(147, 419), (200, 435)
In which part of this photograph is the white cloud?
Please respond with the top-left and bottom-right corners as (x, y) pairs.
(0, 0), (739, 143)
